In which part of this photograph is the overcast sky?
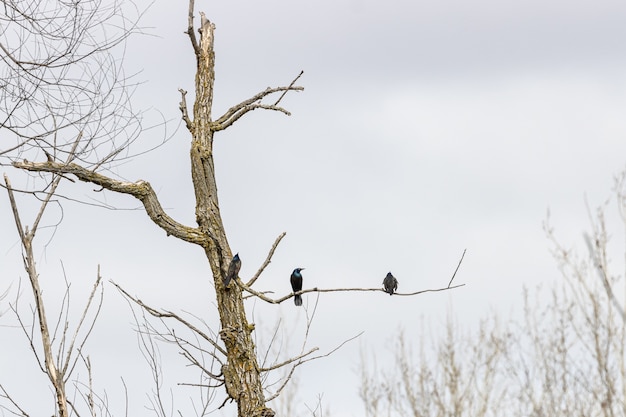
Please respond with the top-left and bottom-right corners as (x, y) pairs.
(3, 1), (626, 416)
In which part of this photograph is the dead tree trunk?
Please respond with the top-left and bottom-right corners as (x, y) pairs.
(187, 13), (272, 417)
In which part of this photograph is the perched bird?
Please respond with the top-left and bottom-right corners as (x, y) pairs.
(290, 268), (305, 306)
(383, 272), (398, 295)
(223, 253), (241, 287)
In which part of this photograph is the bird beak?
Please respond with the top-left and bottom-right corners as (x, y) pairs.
(301, 268), (306, 270)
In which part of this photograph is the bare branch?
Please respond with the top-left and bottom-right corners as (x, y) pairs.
(83, 355), (96, 417)
(185, 0), (200, 58)
(260, 348), (319, 372)
(300, 331), (363, 366)
(263, 295), (322, 402)
(304, 394), (325, 417)
(0, 1), (147, 168)
(178, 88), (193, 131)
(4, 174), (69, 415)
(247, 232), (286, 287)
(448, 248), (467, 288)
(212, 85), (304, 131)
(3, 174), (26, 242)
(273, 71), (304, 106)
(0, 383), (30, 416)
(171, 331), (224, 381)
(583, 196), (626, 323)
(264, 327), (362, 403)
(9, 285), (46, 374)
(237, 277), (465, 305)
(111, 281), (227, 356)
(265, 365), (297, 403)
(12, 160), (210, 246)
(62, 267), (104, 379)
(213, 104), (295, 132)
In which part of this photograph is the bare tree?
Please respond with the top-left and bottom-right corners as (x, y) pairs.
(1, 2), (464, 416)
(359, 318), (509, 417)
(517, 171), (626, 417)
(0, 0), (144, 168)
(1, 2), (140, 415)
(3, 173), (106, 417)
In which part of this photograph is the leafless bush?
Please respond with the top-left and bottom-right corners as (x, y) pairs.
(360, 318), (509, 417)
(361, 171), (626, 417)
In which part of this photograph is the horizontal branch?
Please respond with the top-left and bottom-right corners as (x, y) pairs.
(212, 85), (303, 131)
(12, 160), (209, 246)
(236, 279), (465, 305)
(212, 104), (293, 131)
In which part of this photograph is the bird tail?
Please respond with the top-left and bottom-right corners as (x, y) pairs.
(294, 294), (302, 306)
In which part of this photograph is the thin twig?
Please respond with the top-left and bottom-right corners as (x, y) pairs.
(83, 355), (96, 417)
(247, 232), (286, 287)
(3, 174), (26, 242)
(448, 248), (466, 288)
(0, 383), (31, 416)
(62, 267), (104, 380)
(300, 331), (364, 365)
(274, 70), (304, 106)
(265, 365), (297, 403)
(112, 281), (227, 356)
(260, 319), (283, 370)
(260, 347), (319, 372)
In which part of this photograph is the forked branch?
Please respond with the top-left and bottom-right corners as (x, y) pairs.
(262, 295), (362, 402)
(12, 160), (210, 245)
(4, 173), (105, 417)
(273, 70), (304, 106)
(212, 79), (304, 132)
(260, 347), (319, 373)
(185, 0), (200, 58)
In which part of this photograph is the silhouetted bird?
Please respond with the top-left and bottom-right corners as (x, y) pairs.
(223, 253), (241, 287)
(383, 272), (398, 295)
(290, 268), (305, 306)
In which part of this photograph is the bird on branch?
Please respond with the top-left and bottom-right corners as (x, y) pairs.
(290, 268), (305, 306)
(223, 253), (241, 287)
(383, 272), (398, 295)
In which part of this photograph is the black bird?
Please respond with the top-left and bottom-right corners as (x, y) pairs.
(290, 268), (305, 306)
(383, 272), (398, 295)
(223, 253), (241, 287)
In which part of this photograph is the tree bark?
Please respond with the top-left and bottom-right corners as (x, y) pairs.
(191, 18), (273, 417)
